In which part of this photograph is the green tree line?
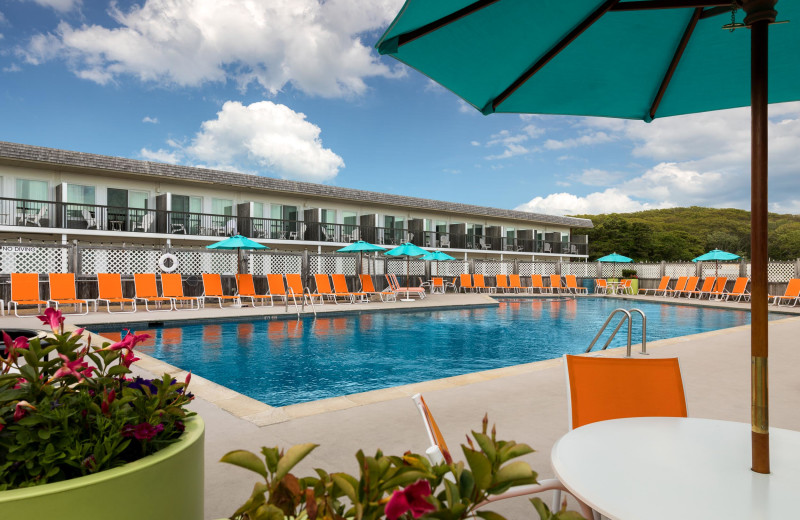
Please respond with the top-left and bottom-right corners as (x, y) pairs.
(575, 207), (800, 261)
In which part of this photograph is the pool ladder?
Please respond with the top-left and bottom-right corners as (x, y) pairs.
(586, 308), (647, 357)
(285, 288), (317, 319)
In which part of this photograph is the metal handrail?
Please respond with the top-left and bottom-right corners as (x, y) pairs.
(586, 308), (647, 357)
(302, 287), (317, 317)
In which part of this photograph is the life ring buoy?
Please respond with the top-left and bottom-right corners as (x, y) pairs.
(159, 253), (179, 273)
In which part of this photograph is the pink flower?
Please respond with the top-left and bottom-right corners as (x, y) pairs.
(14, 400), (36, 422)
(3, 331), (29, 352)
(385, 480), (435, 520)
(52, 353), (95, 382)
(37, 307), (64, 334)
(122, 422), (164, 441)
(104, 331), (150, 352)
(120, 350), (140, 368)
(69, 328), (85, 339)
(101, 389), (116, 416)
(184, 372), (192, 386)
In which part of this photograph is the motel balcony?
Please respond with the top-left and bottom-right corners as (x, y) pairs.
(0, 196), (588, 256)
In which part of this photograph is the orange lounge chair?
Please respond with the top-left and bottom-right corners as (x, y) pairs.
(677, 276), (699, 297)
(639, 276), (670, 296)
(495, 274), (511, 293)
(9, 273), (48, 317)
(564, 275), (587, 294)
(530, 274), (549, 294)
(236, 274), (271, 306)
(594, 278), (608, 294)
(459, 273), (473, 293)
(769, 278), (800, 306)
(725, 277), (750, 302)
(161, 273), (201, 310)
(202, 273), (241, 308)
(315, 273), (353, 304)
(684, 277), (715, 299)
(664, 276), (688, 297)
(97, 273), (136, 313)
(508, 274), (526, 293)
(430, 277), (446, 294)
(386, 274), (426, 299)
(359, 274), (396, 302)
(707, 277), (728, 300)
(616, 279), (633, 295)
(549, 274), (566, 294)
(286, 273), (323, 305)
(267, 274), (292, 305)
(332, 274), (368, 303)
(48, 272), (93, 315)
(134, 273), (174, 312)
(473, 274), (496, 293)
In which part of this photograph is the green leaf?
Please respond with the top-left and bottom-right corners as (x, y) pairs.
(497, 442), (534, 462)
(443, 477), (460, 505)
(261, 446), (280, 473)
(493, 461), (536, 485)
(555, 512), (588, 520)
(331, 473), (357, 503)
(380, 470), (428, 492)
(232, 481), (268, 518)
(220, 449), (269, 479)
(275, 443), (318, 481)
(472, 432), (496, 462)
(458, 465), (475, 499)
(476, 511), (508, 520)
(529, 497), (551, 519)
(462, 447), (492, 490)
(106, 365), (131, 377)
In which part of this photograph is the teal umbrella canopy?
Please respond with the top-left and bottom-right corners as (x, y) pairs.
(420, 250), (456, 261)
(206, 235), (269, 250)
(692, 249), (741, 262)
(596, 252), (633, 263)
(336, 240), (387, 253)
(384, 242), (429, 258)
(377, 2), (800, 120)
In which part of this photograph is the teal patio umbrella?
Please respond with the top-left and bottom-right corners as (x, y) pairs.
(597, 252), (633, 278)
(337, 240), (387, 275)
(206, 234), (269, 275)
(385, 242), (429, 301)
(377, 1), (798, 471)
(693, 248), (741, 277)
(421, 250), (456, 276)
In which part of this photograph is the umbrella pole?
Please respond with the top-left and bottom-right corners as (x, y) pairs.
(746, 1), (774, 475)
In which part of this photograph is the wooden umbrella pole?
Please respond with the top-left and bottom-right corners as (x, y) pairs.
(744, 0), (776, 475)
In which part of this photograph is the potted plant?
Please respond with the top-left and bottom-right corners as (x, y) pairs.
(620, 269), (639, 294)
(221, 416), (584, 520)
(0, 308), (204, 519)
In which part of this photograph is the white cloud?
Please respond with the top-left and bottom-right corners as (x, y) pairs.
(484, 127), (545, 160)
(470, 141), (480, 147)
(142, 100), (344, 182)
(140, 148), (180, 164)
(543, 131), (614, 150)
(458, 99), (475, 114)
(25, 0), (81, 12)
(516, 189), (673, 216)
(571, 168), (622, 187)
(21, 0), (403, 97)
(3, 64), (21, 72)
(142, 116), (158, 124)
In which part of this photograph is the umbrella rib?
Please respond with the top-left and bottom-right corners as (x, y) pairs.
(609, 0), (730, 10)
(394, 0), (501, 49)
(648, 7), (703, 121)
(487, 0), (621, 114)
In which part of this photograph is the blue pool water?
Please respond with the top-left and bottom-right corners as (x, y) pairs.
(94, 298), (777, 407)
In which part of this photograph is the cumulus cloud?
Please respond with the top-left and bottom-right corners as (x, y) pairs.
(543, 131), (614, 150)
(517, 189), (672, 216)
(142, 116), (158, 124)
(140, 148), (180, 164)
(24, 0), (81, 12)
(20, 0), (403, 97)
(141, 100), (344, 182)
(483, 125), (544, 160)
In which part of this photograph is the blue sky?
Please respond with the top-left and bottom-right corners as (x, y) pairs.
(2, 0), (800, 216)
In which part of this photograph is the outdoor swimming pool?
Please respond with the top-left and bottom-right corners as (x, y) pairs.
(93, 298), (778, 407)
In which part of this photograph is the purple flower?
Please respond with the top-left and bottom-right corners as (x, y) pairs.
(127, 377), (158, 394)
(122, 422), (164, 441)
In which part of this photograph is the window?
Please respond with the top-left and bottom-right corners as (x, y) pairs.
(108, 189), (149, 231)
(212, 198), (233, 216)
(16, 179), (48, 201)
(271, 204), (298, 221)
(67, 184), (95, 204)
(342, 211), (358, 226)
(251, 202), (265, 219)
(506, 227), (516, 240)
(435, 220), (448, 234)
(562, 232), (570, 243)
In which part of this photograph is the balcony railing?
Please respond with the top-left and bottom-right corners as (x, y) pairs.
(0, 197), (587, 254)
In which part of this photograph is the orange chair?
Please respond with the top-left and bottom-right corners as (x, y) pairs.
(684, 277), (715, 299)
(664, 276), (688, 297)
(97, 273), (136, 313)
(133, 273), (174, 312)
(508, 274), (526, 293)
(707, 277), (728, 300)
(332, 274), (368, 303)
(360, 274), (396, 302)
(564, 275), (587, 294)
(495, 274), (511, 293)
(459, 273), (473, 293)
(430, 277), (446, 294)
(411, 393), (594, 518)
(267, 274), (292, 305)
(639, 276), (670, 296)
(594, 278), (608, 294)
(676, 276), (699, 297)
(48, 273), (93, 314)
(725, 277), (750, 302)
(472, 274), (495, 293)
(202, 273), (241, 308)
(237, 274), (270, 306)
(9, 273), (48, 317)
(549, 274), (566, 294)
(314, 273), (352, 304)
(161, 273), (201, 310)
(769, 278), (800, 306)
(386, 274), (426, 299)
(286, 273), (323, 305)
(530, 274), (549, 293)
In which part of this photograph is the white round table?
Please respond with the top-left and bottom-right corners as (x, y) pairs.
(551, 417), (800, 520)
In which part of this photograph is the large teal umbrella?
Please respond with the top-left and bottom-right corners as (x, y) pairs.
(597, 252), (633, 278)
(206, 234), (269, 275)
(420, 250), (456, 276)
(337, 240), (387, 275)
(385, 242), (429, 301)
(377, 1), (796, 471)
(693, 249), (741, 277)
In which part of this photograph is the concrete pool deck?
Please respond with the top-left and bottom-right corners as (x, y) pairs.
(3, 292), (800, 519)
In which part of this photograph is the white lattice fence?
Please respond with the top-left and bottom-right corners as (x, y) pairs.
(561, 263), (596, 278)
(518, 261), (557, 276)
(310, 254), (357, 275)
(632, 263), (662, 278)
(432, 260), (468, 276)
(171, 249), (237, 275)
(385, 259), (426, 276)
(249, 253), (301, 275)
(0, 244), (68, 273)
(664, 263), (697, 278)
(700, 262), (741, 278)
(80, 247), (163, 275)
(768, 262), (795, 282)
(475, 261), (513, 276)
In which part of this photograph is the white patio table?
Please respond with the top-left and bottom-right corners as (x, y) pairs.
(551, 417), (800, 520)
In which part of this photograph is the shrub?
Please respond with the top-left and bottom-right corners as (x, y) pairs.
(620, 269), (638, 279)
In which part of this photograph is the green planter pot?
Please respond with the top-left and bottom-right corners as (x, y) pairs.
(0, 416), (204, 520)
(623, 278), (639, 294)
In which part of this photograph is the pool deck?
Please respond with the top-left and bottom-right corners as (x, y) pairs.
(4, 292), (800, 519)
